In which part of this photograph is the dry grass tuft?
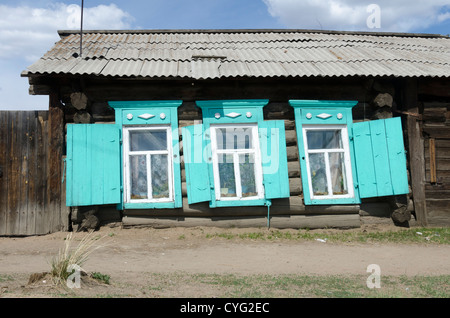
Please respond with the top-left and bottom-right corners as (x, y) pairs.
(49, 230), (107, 286)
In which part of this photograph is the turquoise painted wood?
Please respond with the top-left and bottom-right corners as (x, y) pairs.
(384, 117), (409, 195)
(108, 100), (183, 209)
(182, 124), (212, 204)
(352, 121), (377, 197)
(259, 120), (290, 199)
(290, 99), (360, 205)
(66, 124), (121, 206)
(196, 99), (268, 124)
(353, 117), (409, 198)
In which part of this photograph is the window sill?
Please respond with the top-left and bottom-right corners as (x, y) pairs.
(306, 197), (360, 205)
(124, 202), (177, 209)
(210, 198), (269, 208)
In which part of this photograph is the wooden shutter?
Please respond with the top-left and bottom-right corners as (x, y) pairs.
(66, 124), (121, 206)
(182, 124), (212, 204)
(352, 117), (409, 198)
(258, 120), (290, 199)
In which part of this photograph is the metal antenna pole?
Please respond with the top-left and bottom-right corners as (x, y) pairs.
(80, 0), (84, 57)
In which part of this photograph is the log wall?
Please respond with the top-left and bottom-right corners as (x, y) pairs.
(22, 75), (450, 229)
(422, 101), (450, 225)
(59, 77), (405, 229)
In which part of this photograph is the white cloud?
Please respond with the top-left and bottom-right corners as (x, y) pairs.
(0, 3), (133, 62)
(262, 0), (450, 32)
(0, 2), (133, 110)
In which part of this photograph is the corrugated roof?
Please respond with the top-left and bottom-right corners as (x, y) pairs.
(22, 29), (450, 79)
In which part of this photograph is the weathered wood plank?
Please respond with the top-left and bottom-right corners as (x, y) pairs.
(0, 112), (8, 235)
(422, 107), (447, 123)
(35, 112), (48, 234)
(404, 78), (428, 226)
(47, 94), (64, 233)
(7, 112), (21, 234)
(26, 112), (37, 235)
(18, 112), (30, 235)
(429, 138), (437, 184)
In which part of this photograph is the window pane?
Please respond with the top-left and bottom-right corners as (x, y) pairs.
(151, 155), (170, 198)
(329, 152), (348, 195)
(130, 155), (148, 199)
(309, 153), (328, 196)
(216, 127), (253, 150)
(306, 130), (342, 149)
(130, 129), (167, 151)
(239, 154), (257, 197)
(218, 154), (236, 197)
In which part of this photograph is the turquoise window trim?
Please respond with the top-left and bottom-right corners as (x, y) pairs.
(108, 100), (183, 210)
(289, 100), (360, 205)
(196, 100), (270, 208)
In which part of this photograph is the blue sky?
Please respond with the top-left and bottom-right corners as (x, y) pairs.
(1, 0), (449, 110)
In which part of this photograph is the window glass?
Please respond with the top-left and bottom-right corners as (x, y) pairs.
(151, 154), (170, 198)
(130, 129), (167, 151)
(306, 130), (342, 149)
(329, 152), (348, 195)
(130, 155), (148, 200)
(239, 153), (257, 197)
(309, 153), (327, 196)
(216, 127), (253, 150)
(218, 154), (237, 197)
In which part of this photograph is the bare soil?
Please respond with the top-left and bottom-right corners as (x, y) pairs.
(0, 223), (449, 298)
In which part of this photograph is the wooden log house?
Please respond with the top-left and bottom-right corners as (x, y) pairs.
(13, 29), (450, 232)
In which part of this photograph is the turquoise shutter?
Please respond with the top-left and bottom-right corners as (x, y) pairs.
(66, 124), (121, 206)
(259, 120), (290, 199)
(352, 117), (409, 198)
(182, 124), (211, 204)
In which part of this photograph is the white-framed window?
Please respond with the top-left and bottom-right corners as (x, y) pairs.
(123, 125), (174, 203)
(302, 124), (354, 201)
(209, 124), (265, 201)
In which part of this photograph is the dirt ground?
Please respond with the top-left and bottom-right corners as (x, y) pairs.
(0, 222), (449, 298)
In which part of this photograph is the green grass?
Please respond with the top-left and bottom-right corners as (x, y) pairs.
(91, 272), (111, 285)
(205, 227), (450, 244)
(0, 274), (13, 283)
(142, 272), (450, 298)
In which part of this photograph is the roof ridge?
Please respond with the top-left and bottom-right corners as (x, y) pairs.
(57, 29), (449, 39)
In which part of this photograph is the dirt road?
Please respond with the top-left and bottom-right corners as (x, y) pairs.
(0, 224), (449, 297)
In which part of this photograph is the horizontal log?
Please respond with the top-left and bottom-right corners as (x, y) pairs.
(70, 92), (89, 110)
(287, 146), (299, 161)
(359, 202), (391, 217)
(423, 107), (447, 123)
(122, 213), (361, 229)
(29, 84), (52, 95)
(422, 125), (450, 138)
(424, 139), (450, 149)
(285, 130), (297, 146)
(289, 177), (302, 195)
(288, 161), (300, 177)
(123, 197), (359, 218)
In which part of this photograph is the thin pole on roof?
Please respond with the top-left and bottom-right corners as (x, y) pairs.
(80, 0), (84, 57)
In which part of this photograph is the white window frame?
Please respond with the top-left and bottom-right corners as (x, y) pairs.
(302, 124), (355, 201)
(210, 123), (265, 201)
(123, 125), (174, 204)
